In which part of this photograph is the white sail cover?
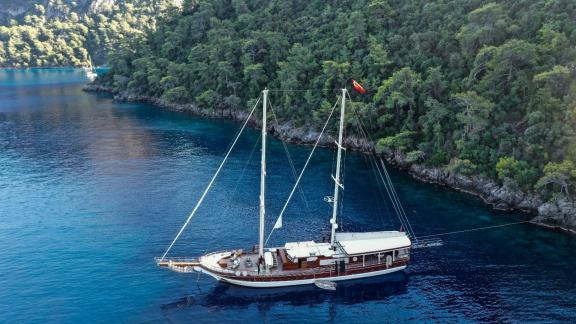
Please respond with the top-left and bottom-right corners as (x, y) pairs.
(335, 231), (411, 255)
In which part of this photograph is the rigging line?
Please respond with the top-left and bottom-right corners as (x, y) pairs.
(358, 148), (388, 226)
(345, 94), (409, 233)
(160, 96), (262, 261)
(417, 221), (532, 239)
(265, 97), (340, 245)
(376, 154), (409, 233)
(267, 97), (312, 216)
(221, 133), (261, 221)
(380, 158), (418, 241)
(267, 88), (340, 93)
(347, 93), (418, 241)
(357, 133), (396, 229)
(379, 157), (414, 238)
(367, 146), (407, 231)
(212, 133), (260, 250)
(350, 107), (395, 227)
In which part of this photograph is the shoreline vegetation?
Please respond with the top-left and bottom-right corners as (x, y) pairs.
(83, 84), (576, 235)
(0, 1), (180, 67)
(95, 0), (576, 236)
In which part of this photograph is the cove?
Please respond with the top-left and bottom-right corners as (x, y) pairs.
(0, 69), (575, 322)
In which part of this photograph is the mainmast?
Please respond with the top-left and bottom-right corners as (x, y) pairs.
(259, 89), (268, 259)
(330, 89), (346, 247)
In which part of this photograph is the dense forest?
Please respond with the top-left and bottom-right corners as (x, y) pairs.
(99, 0), (576, 202)
(0, 0), (181, 67)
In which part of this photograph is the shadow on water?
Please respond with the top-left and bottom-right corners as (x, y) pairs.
(161, 272), (409, 313)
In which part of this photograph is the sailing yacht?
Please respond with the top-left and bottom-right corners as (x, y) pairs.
(84, 55), (97, 81)
(157, 88), (417, 288)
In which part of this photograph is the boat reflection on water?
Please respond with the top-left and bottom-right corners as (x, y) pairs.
(161, 272), (409, 313)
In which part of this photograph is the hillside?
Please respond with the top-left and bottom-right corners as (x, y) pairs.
(101, 0), (575, 227)
(0, 0), (182, 66)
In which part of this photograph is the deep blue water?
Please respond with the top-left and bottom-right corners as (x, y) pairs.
(0, 69), (575, 323)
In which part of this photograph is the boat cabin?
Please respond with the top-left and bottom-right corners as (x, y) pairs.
(274, 231), (411, 272)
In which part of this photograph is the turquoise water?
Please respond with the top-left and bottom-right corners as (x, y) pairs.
(0, 69), (575, 323)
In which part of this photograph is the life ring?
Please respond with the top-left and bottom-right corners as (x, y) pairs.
(386, 255), (392, 267)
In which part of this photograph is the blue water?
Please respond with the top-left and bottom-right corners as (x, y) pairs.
(0, 69), (575, 323)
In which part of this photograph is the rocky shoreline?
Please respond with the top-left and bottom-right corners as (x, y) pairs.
(84, 84), (576, 234)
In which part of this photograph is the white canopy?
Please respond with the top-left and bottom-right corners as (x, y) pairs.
(285, 241), (334, 259)
(335, 231), (411, 256)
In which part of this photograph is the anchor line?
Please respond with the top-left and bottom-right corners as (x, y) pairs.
(417, 220), (532, 239)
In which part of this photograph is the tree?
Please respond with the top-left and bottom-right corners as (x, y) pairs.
(373, 67), (421, 130)
(452, 91), (494, 138)
(535, 161), (576, 197)
(376, 131), (416, 154)
(457, 3), (509, 55)
(533, 65), (572, 98)
(496, 156), (538, 190)
(96, 0), (576, 202)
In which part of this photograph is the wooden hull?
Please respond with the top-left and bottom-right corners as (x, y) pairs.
(197, 262), (408, 288)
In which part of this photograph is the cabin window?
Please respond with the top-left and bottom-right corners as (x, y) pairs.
(364, 253), (379, 265)
(396, 248), (409, 259)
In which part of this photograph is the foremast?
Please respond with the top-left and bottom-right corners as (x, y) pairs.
(259, 89), (268, 259)
(330, 89), (347, 248)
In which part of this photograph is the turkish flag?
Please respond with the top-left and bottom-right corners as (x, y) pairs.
(352, 79), (367, 94)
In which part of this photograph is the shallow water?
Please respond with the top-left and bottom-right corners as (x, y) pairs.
(0, 69), (575, 323)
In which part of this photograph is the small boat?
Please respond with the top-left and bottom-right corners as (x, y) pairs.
(315, 280), (337, 291)
(157, 87), (420, 288)
(84, 55), (97, 81)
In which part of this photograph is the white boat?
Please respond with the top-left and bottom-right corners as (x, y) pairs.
(84, 55), (97, 81)
(157, 87), (419, 288)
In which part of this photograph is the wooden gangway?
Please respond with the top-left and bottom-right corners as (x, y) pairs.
(154, 257), (200, 270)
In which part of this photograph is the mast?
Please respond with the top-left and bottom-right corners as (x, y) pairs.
(259, 88), (268, 259)
(330, 89), (346, 247)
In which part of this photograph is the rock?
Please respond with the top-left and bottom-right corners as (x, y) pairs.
(534, 198), (576, 233)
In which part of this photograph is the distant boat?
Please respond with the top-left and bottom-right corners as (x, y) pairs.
(83, 55), (97, 81)
(156, 87), (433, 288)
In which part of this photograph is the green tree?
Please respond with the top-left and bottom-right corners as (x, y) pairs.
(535, 161), (576, 197)
(496, 156), (538, 190)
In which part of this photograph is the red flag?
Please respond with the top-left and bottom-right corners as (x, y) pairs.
(352, 79), (367, 94)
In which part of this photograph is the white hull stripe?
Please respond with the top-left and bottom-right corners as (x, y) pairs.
(197, 266), (406, 288)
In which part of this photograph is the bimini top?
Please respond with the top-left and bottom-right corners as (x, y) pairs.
(335, 231), (411, 255)
(284, 241), (334, 259)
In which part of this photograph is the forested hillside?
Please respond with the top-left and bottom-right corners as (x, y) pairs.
(101, 0), (576, 201)
(0, 0), (182, 67)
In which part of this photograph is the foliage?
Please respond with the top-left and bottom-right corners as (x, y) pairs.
(100, 0), (576, 199)
(445, 158), (478, 176)
(406, 150), (425, 163)
(0, 0), (179, 67)
(495, 156), (538, 191)
(535, 161), (576, 197)
(376, 131), (416, 154)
